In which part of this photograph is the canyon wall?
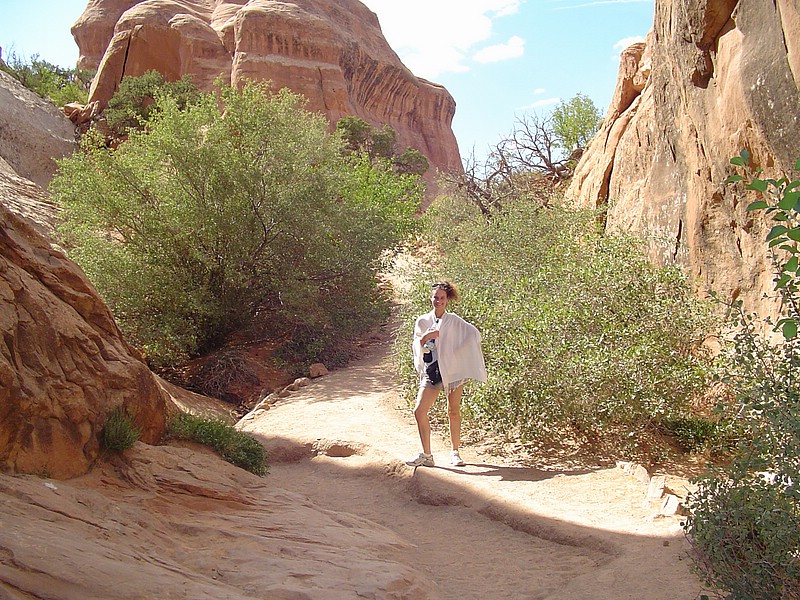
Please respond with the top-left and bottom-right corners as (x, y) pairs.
(0, 72), (169, 479)
(567, 0), (800, 319)
(70, 0), (463, 186)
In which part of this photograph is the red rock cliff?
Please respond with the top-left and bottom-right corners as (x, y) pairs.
(71, 0), (463, 185)
(566, 0), (800, 319)
(0, 72), (169, 479)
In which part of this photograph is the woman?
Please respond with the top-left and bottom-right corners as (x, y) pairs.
(405, 280), (486, 468)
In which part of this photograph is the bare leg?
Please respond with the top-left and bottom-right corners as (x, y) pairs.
(446, 385), (464, 451)
(413, 385), (440, 455)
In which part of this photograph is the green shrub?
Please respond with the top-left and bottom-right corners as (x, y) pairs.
(683, 152), (800, 598)
(103, 70), (201, 135)
(660, 415), (728, 453)
(396, 193), (715, 455)
(168, 412), (268, 476)
(101, 406), (140, 453)
(52, 81), (419, 367)
(0, 51), (93, 106)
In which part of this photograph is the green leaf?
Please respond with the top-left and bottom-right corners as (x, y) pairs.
(778, 190), (800, 210)
(767, 225), (789, 241)
(770, 237), (787, 248)
(746, 200), (769, 211)
(732, 150), (750, 166)
(785, 256), (799, 272)
(787, 227), (800, 242)
(795, 158), (800, 171)
(746, 179), (768, 192)
(775, 273), (791, 289)
(781, 318), (798, 340)
(725, 174), (744, 183)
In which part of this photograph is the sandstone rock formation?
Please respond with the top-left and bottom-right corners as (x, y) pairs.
(70, 0), (463, 186)
(0, 70), (78, 189)
(0, 443), (435, 599)
(0, 73), (169, 480)
(566, 0), (800, 319)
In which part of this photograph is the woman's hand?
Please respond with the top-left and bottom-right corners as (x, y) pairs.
(421, 329), (440, 344)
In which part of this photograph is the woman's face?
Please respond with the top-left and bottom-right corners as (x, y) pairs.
(430, 288), (449, 312)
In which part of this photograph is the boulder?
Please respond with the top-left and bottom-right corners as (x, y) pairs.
(0, 69), (169, 479)
(566, 0), (800, 320)
(0, 70), (78, 188)
(70, 0), (463, 191)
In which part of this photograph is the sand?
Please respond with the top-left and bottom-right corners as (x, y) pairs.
(238, 333), (709, 600)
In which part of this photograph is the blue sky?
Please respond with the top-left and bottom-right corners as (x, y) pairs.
(0, 0), (654, 162)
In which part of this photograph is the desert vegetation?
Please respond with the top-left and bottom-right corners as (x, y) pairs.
(43, 63), (797, 597)
(682, 151), (800, 599)
(0, 51), (92, 106)
(51, 76), (420, 369)
(168, 412), (268, 476)
(394, 192), (718, 461)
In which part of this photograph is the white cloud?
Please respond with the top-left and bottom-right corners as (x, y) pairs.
(360, 0), (523, 78)
(521, 97), (561, 110)
(613, 35), (645, 51)
(532, 87), (547, 95)
(472, 35), (525, 64)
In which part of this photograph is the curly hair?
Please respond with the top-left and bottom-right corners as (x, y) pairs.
(431, 280), (459, 301)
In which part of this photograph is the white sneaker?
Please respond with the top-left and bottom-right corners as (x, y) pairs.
(450, 450), (465, 467)
(405, 452), (434, 467)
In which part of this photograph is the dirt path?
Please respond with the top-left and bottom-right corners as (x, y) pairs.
(238, 335), (707, 600)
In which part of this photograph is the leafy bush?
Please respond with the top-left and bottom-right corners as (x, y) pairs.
(685, 323), (800, 599)
(103, 70), (201, 136)
(0, 51), (92, 106)
(396, 193), (715, 456)
(684, 152), (800, 599)
(168, 412), (268, 476)
(101, 407), (140, 453)
(336, 115), (429, 175)
(52, 81), (419, 367)
(660, 415), (729, 453)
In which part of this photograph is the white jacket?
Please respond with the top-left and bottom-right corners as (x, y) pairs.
(412, 310), (487, 389)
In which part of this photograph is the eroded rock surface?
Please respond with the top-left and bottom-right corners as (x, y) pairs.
(0, 73), (168, 479)
(567, 0), (800, 318)
(0, 443), (435, 599)
(0, 189), (168, 479)
(0, 70), (77, 188)
(71, 0), (463, 183)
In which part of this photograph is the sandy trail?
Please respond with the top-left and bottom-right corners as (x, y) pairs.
(239, 334), (707, 600)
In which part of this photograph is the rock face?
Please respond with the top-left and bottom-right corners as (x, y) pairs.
(0, 74), (169, 480)
(0, 443), (436, 599)
(71, 0), (463, 183)
(0, 70), (78, 189)
(566, 0), (800, 318)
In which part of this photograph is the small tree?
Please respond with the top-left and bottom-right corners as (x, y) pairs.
(335, 116), (428, 176)
(52, 81), (420, 366)
(393, 147), (429, 176)
(336, 115), (372, 153)
(446, 94), (602, 214)
(551, 92), (602, 152)
(103, 70), (201, 136)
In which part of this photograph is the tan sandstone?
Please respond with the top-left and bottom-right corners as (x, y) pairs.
(70, 0), (463, 190)
(566, 0), (800, 320)
(0, 70), (77, 189)
(0, 73), (169, 480)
